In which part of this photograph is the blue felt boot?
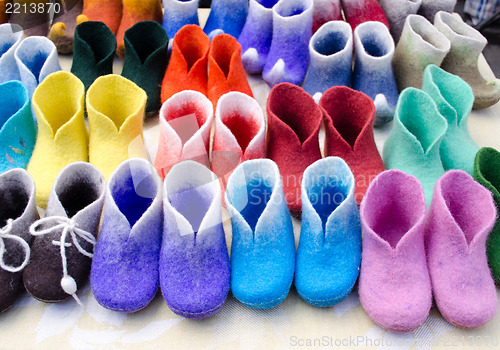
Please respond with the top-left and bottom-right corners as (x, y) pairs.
(162, 0), (200, 40)
(204, 0), (249, 39)
(0, 23), (23, 83)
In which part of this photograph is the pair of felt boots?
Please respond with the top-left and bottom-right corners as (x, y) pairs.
(0, 23), (61, 96)
(27, 71), (148, 208)
(303, 20), (398, 125)
(71, 20), (168, 115)
(360, 168), (498, 331)
(393, 11), (500, 109)
(384, 65), (479, 205)
(267, 83), (385, 214)
(161, 24), (253, 110)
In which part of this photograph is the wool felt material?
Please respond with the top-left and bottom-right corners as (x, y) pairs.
(71, 21), (117, 91)
(0, 81), (36, 173)
(262, 0), (313, 87)
(418, 0), (456, 21)
(161, 161), (230, 319)
(162, 0), (199, 40)
(91, 158), (163, 313)
(27, 71), (87, 209)
(115, 0), (163, 58)
(203, 0), (248, 39)
(320, 86), (385, 204)
(0, 23), (23, 84)
(48, 0), (84, 54)
(23, 162), (105, 303)
(392, 14), (450, 91)
(311, 0), (342, 33)
(78, 0), (123, 34)
(359, 169), (431, 332)
(0, 169), (37, 313)
(434, 11), (500, 109)
(352, 21), (398, 126)
(340, 0), (389, 30)
(383, 88), (447, 206)
(225, 159), (295, 309)
(379, 0), (422, 43)
(86, 74), (148, 180)
(425, 170), (498, 328)
(122, 21), (169, 116)
(422, 65), (478, 174)
(302, 21), (353, 98)
(161, 25), (210, 102)
(154, 90), (213, 179)
(473, 147), (500, 282)
(9, 0), (50, 36)
(295, 157), (361, 307)
(14, 36), (61, 98)
(207, 34), (253, 108)
(266, 83), (323, 215)
(238, 0), (279, 74)
(211, 91), (266, 193)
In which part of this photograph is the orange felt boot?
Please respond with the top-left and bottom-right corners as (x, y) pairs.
(77, 0), (122, 34)
(115, 0), (162, 58)
(161, 25), (210, 102)
(208, 34), (253, 108)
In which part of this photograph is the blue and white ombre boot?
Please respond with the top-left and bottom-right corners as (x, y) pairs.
(162, 0), (200, 41)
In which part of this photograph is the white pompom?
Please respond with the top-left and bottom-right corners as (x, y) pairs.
(61, 276), (77, 295)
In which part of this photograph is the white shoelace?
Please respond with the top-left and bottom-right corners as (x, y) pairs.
(0, 219), (30, 273)
(30, 216), (96, 306)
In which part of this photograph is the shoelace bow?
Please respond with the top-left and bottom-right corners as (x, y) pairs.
(0, 219), (30, 273)
(30, 216), (96, 306)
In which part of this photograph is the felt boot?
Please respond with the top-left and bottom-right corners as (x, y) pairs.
(340, 0), (389, 30)
(162, 0), (199, 40)
(0, 169), (37, 312)
(0, 23), (23, 84)
(122, 21), (169, 117)
(238, 0), (279, 74)
(425, 170), (497, 328)
(435, 11), (500, 109)
(311, 0), (342, 33)
(419, 0), (456, 21)
(295, 157), (361, 307)
(359, 169), (431, 332)
(91, 158), (162, 312)
(9, 0), (49, 36)
(27, 71), (87, 208)
(78, 0), (123, 35)
(154, 90), (213, 179)
(0, 81), (36, 173)
(71, 21), (116, 91)
(379, 0), (422, 43)
(48, 0), (84, 54)
(207, 34), (253, 107)
(115, 0), (163, 58)
(266, 83), (323, 215)
(161, 25), (210, 102)
(262, 0), (313, 87)
(14, 36), (61, 98)
(226, 159), (295, 308)
(302, 21), (352, 98)
(473, 147), (500, 282)
(393, 14), (450, 91)
(86, 74), (148, 180)
(203, 0), (248, 39)
(352, 21), (398, 125)
(321, 86), (385, 204)
(383, 88), (447, 206)
(422, 65), (478, 174)
(161, 161), (230, 318)
(23, 162), (105, 304)
(211, 91), (266, 194)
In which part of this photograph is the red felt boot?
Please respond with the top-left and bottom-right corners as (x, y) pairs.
(320, 86), (385, 204)
(340, 0), (389, 30)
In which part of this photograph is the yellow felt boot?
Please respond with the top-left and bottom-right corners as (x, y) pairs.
(86, 74), (147, 179)
(27, 71), (88, 208)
